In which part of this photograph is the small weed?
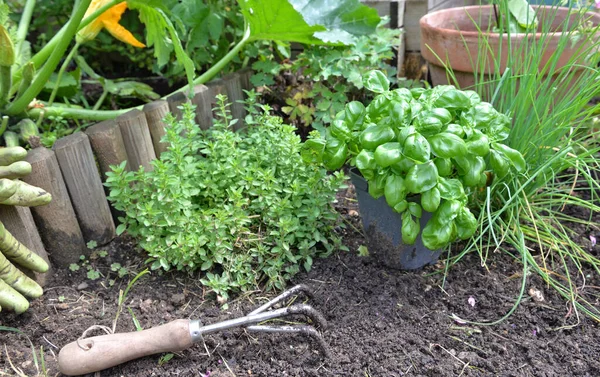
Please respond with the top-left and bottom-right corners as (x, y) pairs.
(158, 353), (174, 366)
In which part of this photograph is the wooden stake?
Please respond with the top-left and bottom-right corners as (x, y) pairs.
(116, 109), (157, 171)
(85, 119), (129, 178)
(22, 147), (87, 268)
(143, 100), (170, 156)
(53, 132), (116, 245)
(191, 85), (213, 130)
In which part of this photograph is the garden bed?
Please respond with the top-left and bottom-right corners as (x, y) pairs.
(2, 185), (599, 377)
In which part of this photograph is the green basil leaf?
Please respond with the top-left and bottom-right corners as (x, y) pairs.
(345, 101), (366, 129)
(428, 132), (468, 159)
(364, 70), (390, 93)
(390, 156), (415, 175)
(433, 89), (471, 110)
(330, 120), (352, 142)
(403, 132), (431, 163)
(422, 219), (453, 250)
(490, 149), (510, 178)
(359, 124), (395, 150)
(384, 174), (407, 208)
(432, 199), (461, 225)
(356, 149), (376, 171)
(455, 207), (478, 240)
(367, 94), (392, 120)
(434, 157), (452, 177)
(421, 187), (441, 212)
(374, 142), (403, 168)
(393, 199), (409, 213)
(408, 202), (422, 218)
(445, 123), (465, 138)
(492, 143), (526, 172)
(429, 108), (453, 125)
(466, 130), (490, 156)
(323, 138), (348, 170)
(437, 177), (465, 200)
(414, 115), (444, 135)
(401, 211), (419, 245)
(405, 161), (439, 194)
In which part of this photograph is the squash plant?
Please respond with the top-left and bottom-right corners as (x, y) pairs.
(303, 70), (526, 250)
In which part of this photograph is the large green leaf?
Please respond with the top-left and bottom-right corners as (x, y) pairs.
(238, 0), (380, 45)
(507, 0), (537, 31)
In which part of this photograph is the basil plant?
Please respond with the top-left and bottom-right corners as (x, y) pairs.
(303, 70), (526, 250)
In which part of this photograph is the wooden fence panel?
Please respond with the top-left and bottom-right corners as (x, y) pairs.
(143, 100), (170, 156)
(22, 147), (87, 267)
(0, 205), (51, 286)
(116, 109), (157, 171)
(53, 132), (116, 245)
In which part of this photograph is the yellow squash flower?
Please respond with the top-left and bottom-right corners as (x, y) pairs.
(77, 1), (145, 48)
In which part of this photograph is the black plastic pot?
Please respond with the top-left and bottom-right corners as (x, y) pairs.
(350, 168), (441, 270)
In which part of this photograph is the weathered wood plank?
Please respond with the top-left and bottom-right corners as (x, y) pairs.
(22, 147), (87, 267)
(0, 205), (51, 286)
(143, 100), (170, 156)
(205, 78), (226, 102)
(166, 91), (188, 121)
(116, 109), (157, 171)
(53, 132), (116, 245)
(191, 85), (213, 130)
(237, 67), (253, 91)
(362, 1), (392, 17)
(404, 0), (428, 51)
(85, 120), (129, 177)
(222, 73), (246, 131)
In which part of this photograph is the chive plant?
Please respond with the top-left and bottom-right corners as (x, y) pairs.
(441, 3), (600, 323)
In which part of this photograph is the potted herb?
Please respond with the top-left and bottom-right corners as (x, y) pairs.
(303, 70), (525, 269)
(419, 0), (600, 91)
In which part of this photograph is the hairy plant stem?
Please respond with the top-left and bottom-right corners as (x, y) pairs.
(5, 0), (92, 116)
(0, 67), (11, 107)
(26, 106), (127, 121)
(23, 25), (253, 121)
(0, 116), (8, 138)
(93, 88), (109, 111)
(15, 0), (36, 62)
(187, 25), (252, 89)
(47, 41), (81, 106)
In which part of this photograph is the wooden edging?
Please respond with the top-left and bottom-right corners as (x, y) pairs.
(14, 71), (252, 273)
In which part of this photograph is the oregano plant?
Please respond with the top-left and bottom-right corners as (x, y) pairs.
(105, 98), (346, 299)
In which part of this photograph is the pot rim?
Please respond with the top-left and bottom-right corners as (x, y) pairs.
(420, 4), (600, 41)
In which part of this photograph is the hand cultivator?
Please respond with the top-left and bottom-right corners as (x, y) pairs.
(58, 284), (328, 376)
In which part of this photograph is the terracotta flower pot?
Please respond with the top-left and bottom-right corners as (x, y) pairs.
(420, 5), (600, 90)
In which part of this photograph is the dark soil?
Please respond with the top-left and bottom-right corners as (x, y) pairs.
(1, 184), (600, 377)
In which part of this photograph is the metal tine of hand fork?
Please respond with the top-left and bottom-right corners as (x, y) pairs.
(189, 284), (329, 357)
(246, 284), (330, 357)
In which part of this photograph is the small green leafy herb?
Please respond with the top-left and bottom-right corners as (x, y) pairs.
(106, 99), (345, 299)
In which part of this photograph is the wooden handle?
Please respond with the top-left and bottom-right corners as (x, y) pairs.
(58, 319), (193, 376)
